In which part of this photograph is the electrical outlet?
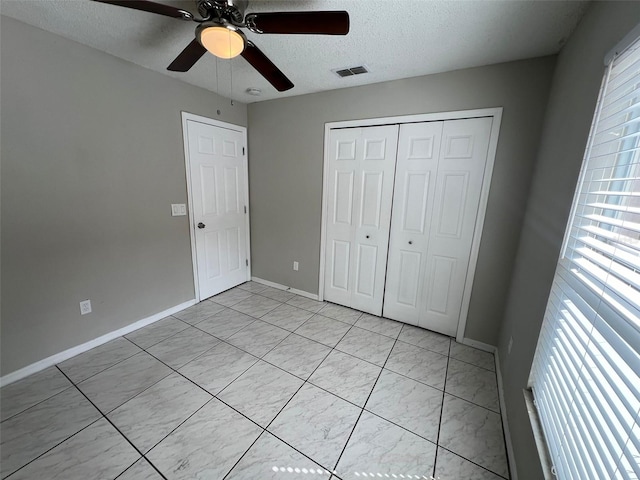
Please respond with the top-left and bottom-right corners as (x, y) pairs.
(508, 336), (513, 355)
(293, 261), (299, 271)
(80, 300), (92, 315)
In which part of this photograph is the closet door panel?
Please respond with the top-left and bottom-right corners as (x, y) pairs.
(424, 255), (457, 315)
(350, 125), (399, 315)
(419, 117), (493, 335)
(324, 125), (399, 315)
(324, 130), (359, 306)
(383, 122), (443, 323)
(330, 240), (351, 291)
(396, 250), (422, 306)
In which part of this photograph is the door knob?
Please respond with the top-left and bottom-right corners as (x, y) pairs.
(197, 222), (205, 229)
(366, 235), (370, 239)
(408, 241), (413, 245)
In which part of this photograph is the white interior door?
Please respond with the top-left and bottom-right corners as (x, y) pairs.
(324, 125), (399, 315)
(383, 121), (444, 325)
(186, 119), (249, 300)
(419, 117), (493, 335)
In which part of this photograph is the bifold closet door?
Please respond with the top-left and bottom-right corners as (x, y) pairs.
(383, 121), (444, 325)
(324, 125), (399, 315)
(383, 117), (493, 336)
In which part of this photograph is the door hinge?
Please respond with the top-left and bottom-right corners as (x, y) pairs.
(246, 259), (249, 266)
(244, 205), (247, 214)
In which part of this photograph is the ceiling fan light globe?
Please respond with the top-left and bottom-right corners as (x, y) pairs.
(198, 24), (245, 59)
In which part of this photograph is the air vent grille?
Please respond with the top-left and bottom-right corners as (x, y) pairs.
(334, 65), (369, 77)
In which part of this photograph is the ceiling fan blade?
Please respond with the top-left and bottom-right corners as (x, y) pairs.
(245, 11), (349, 35)
(241, 42), (293, 92)
(92, 0), (193, 20)
(167, 39), (207, 72)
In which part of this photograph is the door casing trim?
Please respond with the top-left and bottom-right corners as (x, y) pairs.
(319, 108), (503, 343)
(181, 111), (251, 303)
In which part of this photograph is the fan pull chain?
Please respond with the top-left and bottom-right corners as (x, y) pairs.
(228, 31), (234, 106)
(230, 51), (234, 106)
(215, 55), (220, 101)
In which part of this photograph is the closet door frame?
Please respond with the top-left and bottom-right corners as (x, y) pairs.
(319, 107), (503, 344)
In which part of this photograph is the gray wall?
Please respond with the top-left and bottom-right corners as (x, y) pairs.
(247, 57), (556, 346)
(0, 16), (247, 375)
(497, 2), (640, 479)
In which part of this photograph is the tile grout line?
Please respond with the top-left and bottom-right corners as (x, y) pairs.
(64, 316), (271, 475)
(213, 333), (297, 399)
(220, 429), (272, 480)
(5, 290), (501, 480)
(219, 348), (333, 480)
(431, 336), (453, 480)
(127, 301), (500, 475)
(329, 327), (403, 478)
(436, 445), (511, 480)
(216, 308), (360, 480)
(0, 382), (76, 425)
(134, 305), (505, 479)
(77, 360), (175, 417)
(54, 336), (143, 389)
(56, 366), (170, 480)
(263, 313), (360, 433)
(372, 363), (499, 414)
(248, 312), (363, 479)
(432, 341), (507, 480)
(0, 385), (110, 479)
(138, 322), (356, 480)
(2, 416), (105, 479)
(125, 316), (191, 350)
(3, 329), (200, 475)
(205, 313), (498, 416)
(66, 316), (494, 475)
(227, 300), (283, 319)
(174, 300), (500, 477)
(208, 303), (493, 477)
(101, 351), (270, 478)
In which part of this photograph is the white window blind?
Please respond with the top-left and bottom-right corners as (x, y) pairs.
(529, 35), (640, 480)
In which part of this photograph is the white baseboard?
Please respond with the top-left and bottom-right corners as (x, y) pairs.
(459, 336), (496, 353)
(495, 349), (518, 480)
(0, 299), (197, 388)
(251, 276), (319, 300)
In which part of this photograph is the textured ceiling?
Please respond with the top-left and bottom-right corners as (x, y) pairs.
(1, 0), (588, 103)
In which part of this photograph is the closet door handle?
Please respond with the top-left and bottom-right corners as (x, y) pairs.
(408, 241), (413, 245)
(366, 235), (370, 239)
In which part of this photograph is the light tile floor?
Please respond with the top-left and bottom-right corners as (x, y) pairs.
(0, 282), (510, 480)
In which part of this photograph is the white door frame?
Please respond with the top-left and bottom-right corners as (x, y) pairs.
(181, 111), (251, 303)
(319, 107), (503, 342)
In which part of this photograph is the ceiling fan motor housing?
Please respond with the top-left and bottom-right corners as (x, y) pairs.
(198, 0), (247, 24)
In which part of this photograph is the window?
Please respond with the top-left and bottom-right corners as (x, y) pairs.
(529, 35), (640, 479)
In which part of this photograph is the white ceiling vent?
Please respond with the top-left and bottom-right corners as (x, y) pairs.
(333, 65), (370, 78)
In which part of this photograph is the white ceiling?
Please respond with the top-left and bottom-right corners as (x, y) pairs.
(1, 0), (589, 103)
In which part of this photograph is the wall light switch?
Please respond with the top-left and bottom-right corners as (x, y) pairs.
(171, 204), (187, 216)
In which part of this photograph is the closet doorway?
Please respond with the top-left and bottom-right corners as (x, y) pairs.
(319, 109), (502, 339)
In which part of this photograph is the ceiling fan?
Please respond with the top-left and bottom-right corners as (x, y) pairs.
(93, 0), (350, 92)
